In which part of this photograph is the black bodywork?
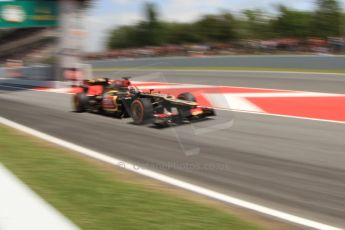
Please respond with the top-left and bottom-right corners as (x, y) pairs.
(73, 78), (215, 126)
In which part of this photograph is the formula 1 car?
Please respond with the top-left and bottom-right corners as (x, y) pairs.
(72, 77), (215, 126)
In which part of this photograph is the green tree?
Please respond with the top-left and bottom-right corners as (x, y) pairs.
(76, 0), (93, 8)
(271, 5), (313, 38)
(137, 2), (163, 46)
(163, 23), (202, 44)
(107, 26), (139, 49)
(107, 2), (164, 48)
(106, 0), (345, 50)
(240, 9), (273, 38)
(195, 13), (237, 42)
(341, 13), (345, 35)
(311, 0), (342, 37)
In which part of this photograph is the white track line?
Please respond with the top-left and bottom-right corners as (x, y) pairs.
(206, 94), (264, 113)
(1, 83), (345, 124)
(216, 107), (345, 125)
(0, 164), (79, 230)
(163, 69), (345, 76)
(3, 82), (345, 97)
(94, 68), (345, 76)
(216, 92), (344, 97)
(156, 80), (345, 95)
(0, 84), (74, 94)
(136, 84), (218, 90)
(0, 116), (342, 230)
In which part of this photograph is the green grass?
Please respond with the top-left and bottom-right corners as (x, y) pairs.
(93, 66), (345, 74)
(0, 125), (263, 230)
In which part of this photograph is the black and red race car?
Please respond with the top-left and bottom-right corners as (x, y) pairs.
(73, 77), (215, 126)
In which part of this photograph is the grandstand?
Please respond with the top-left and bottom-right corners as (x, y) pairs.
(0, 28), (58, 64)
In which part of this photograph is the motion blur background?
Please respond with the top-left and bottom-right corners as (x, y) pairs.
(1, 0), (345, 65)
(2, 1), (345, 230)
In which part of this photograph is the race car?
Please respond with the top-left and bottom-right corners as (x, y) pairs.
(73, 77), (215, 126)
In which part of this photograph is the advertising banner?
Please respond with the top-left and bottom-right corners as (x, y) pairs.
(0, 0), (58, 28)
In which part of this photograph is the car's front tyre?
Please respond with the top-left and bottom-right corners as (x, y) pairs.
(130, 98), (153, 125)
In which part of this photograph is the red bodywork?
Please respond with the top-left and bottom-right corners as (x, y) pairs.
(75, 79), (132, 96)
(87, 85), (104, 96)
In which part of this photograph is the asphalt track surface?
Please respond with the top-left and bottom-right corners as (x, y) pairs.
(1, 70), (345, 229)
(90, 55), (345, 70)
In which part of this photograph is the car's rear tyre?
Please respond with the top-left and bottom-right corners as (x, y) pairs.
(177, 92), (196, 102)
(73, 93), (88, 112)
(130, 98), (153, 125)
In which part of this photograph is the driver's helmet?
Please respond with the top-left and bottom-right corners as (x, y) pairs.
(129, 86), (138, 94)
(113, 80), (125, 88)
